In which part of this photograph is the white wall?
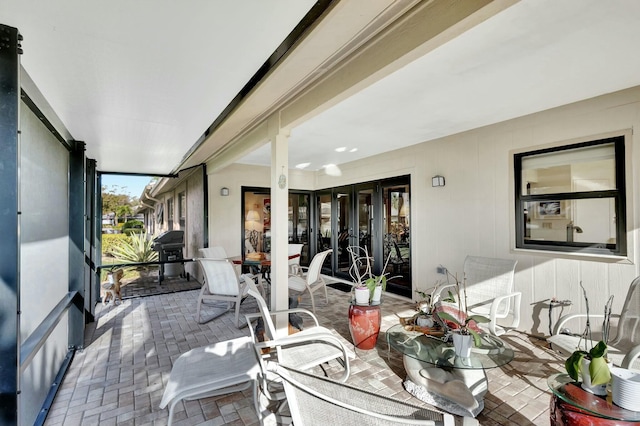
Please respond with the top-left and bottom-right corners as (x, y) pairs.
(207, 86), (640, 336)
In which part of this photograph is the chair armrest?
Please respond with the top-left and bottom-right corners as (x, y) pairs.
(269, 308), (320, 327)
(488, 292), (522, 334)
(245, 313), (263, 342)
(552, 313), (620, 335)
(622, 344), (640, 370)
(257, 332), (352, 382)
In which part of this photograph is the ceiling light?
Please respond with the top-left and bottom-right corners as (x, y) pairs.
(335, 147), (346, 152)
(349, 148), (358, 152)
(295, 162), (310, 169)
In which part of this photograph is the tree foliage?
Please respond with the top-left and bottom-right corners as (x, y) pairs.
(102, 185), (135, 224)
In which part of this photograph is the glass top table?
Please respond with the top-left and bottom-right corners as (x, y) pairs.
(386, 324), (514, 417)
(386, 324), (514, 370)
(548, 373), (640, 422)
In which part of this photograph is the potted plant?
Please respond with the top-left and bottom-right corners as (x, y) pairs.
(434, 272), (490, 355)
(348, 246), (392, 305)
(563, 283), (614, 395)
(414, 287), (438, 327)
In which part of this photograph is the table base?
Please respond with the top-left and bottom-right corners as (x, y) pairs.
(403, 355), (487, 418)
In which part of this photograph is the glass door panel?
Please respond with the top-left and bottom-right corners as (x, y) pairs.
(317, 193), (333, 271)
(289, 193), (310, 266)
(383, 182), (411, 297)
(336, 189), (351, 275)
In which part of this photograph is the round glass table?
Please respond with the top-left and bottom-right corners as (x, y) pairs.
(548, 373), (640, 425)
(386, 324), (514, 417)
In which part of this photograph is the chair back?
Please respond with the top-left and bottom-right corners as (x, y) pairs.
(199, 246), (228, 259)
(288, 243), (304, 273)
(610, 276), (640, 349)
(306, 249), (332, 285)
(197, 258), (241, 296)
(268, 363), (451, 425)
(463, 256), (517, 316)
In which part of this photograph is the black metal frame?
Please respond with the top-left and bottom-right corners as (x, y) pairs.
(0, 23), (20, 425)
(514, 135), (627, 256)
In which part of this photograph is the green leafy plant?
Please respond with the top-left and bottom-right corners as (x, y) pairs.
(111, 233), (158, 264)
(564, 283), (614, 386)
(102, 233), (130, 256)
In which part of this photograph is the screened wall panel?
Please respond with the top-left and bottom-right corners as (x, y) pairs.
(19, 100), (70, 425)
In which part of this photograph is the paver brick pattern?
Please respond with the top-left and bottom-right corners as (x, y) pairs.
(45, 276), (565, 425)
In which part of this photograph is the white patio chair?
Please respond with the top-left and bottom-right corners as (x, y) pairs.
(199, 246), (228, 259)
(195, 258), (262, 327)
(288, 243), (304, 276)
(245, 277), (353, 383)
(435, 256), (519, 336)
(548, 276), (640, 371)
(288, 249), (332, 313)
(159, 336), (260, 426)
(265, 362), (461, 425)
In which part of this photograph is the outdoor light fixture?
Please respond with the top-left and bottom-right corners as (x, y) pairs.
(278, 166), (287, 189)
(431, 175), (445, 187)
(220, 187), (229, 196)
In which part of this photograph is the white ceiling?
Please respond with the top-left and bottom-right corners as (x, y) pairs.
(1, 0), (316, 174)
(239, 0), (640, 171)
(4, 0), (640, 176)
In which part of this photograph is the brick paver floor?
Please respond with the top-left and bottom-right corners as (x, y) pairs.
(45, 276), (565, 425)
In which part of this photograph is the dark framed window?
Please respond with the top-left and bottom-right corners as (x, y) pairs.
(179, 192), (186, 230)
(167, 198), (174, 230)
(514, 135), (626, 256)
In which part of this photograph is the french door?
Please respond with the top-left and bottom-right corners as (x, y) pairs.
(315, 176), (411, 298)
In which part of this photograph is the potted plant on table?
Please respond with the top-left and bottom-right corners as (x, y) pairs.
(434, 271), (490, 356)
(413, 287), (438, 327)
(563, 283), (613, 395)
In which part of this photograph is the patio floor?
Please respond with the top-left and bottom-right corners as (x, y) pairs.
(45, 276), (565, 425)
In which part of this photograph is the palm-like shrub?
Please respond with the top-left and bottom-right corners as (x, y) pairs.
(111, 233), (158, 264)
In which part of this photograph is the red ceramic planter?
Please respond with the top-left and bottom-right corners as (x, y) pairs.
(348, 303), (381, 350)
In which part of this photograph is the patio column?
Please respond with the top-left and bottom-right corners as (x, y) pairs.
(269, 122), (290, 335)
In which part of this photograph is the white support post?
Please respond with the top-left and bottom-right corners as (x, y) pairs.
(269, 123), (290, 337)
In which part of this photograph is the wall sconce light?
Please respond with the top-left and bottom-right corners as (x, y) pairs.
(431, 175), (445, 187)
(220, 187), (229, 196)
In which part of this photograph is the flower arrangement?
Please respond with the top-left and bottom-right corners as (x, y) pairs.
(564, 282), (614, 386)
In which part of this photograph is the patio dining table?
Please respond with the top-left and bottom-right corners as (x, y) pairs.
(230, 252), (300, 286)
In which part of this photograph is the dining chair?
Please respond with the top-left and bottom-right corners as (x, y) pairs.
(287, 243), (304, 276)
(199, 246), (228, 259)
(195, 258), (261, 326)
(288, 249), (332, 313)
